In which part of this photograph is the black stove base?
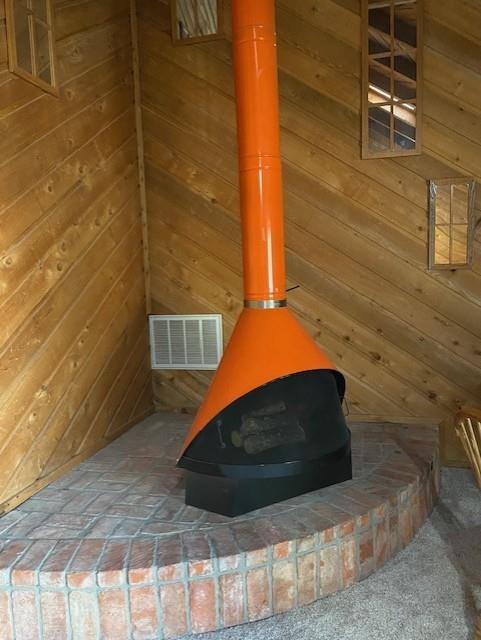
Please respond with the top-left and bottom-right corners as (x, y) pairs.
(181, 439), (352, 517)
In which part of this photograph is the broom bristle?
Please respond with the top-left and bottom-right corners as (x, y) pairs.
(474, 614), (481, 640)
(456, 414), (481, 490)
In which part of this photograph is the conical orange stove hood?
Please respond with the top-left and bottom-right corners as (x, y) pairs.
(181, 307), (344, 454)
(177, 0), (351, 516)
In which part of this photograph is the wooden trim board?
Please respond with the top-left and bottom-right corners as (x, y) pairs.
(130, 0), (152, 315)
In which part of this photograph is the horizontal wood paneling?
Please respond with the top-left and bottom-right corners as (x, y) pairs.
(0, 0), (153, 511)
(138, 0), (481, 449)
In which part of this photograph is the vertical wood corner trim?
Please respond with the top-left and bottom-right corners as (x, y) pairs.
(130, 0), (152, 315)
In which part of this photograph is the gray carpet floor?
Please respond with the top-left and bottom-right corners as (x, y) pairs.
(196, 468), (481, 640)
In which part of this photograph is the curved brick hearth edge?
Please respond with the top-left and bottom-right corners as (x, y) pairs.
(0, 416), (439, 639)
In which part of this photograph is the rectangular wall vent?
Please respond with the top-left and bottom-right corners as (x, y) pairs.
(149, 314), (223, 370)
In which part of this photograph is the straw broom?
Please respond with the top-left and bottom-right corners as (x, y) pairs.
(474, 615), (481, 640)
(455, 408), (481, 490)
(455, 409), (481, 640)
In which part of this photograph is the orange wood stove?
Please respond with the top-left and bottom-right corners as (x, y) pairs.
(177, 0), (352, 516)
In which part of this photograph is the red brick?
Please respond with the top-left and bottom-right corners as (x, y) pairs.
(158, 562), (183, 582)
(12, 591), (40, 640)
(0, 511), (24, 535)
(297, 552), (317, 605)
(218, 554), (240, 572)
(220, 573), (245, 627)
(246, 567), (270, 621)
(99, 589), (129, 640)
(375, 519), (389, 568)
(189, 579), (216, 633)
(0, 541), (31, 585)
(341, 538), (357, 587)
(128, 539), (156, 585)
(11, 540), (56, 587)
(358, 511), (371, 529)
(399, 507), (413, 548)
(40, 540), (80, 588)
(246, 548), (267, 567)
(273, 560), (295, 613)
(82, 516), (119, 537)
(40, 592), (68, 640)
(343, 488), (384, 511)
(160, 582), (187, 639)
(412, 491), (422, 532)
(68, 539), (104, 588)
(273, 541), (292, 560)
(183, 533), (212, 576)
(320, 526), (336, 544)
(359, 532), (373, 563)
(298, 534), (316, 553)
(208, 528), (240, 569)
(374, 502), (387, 520)
(156, 535), (184, 574)
(98, 567), (125, 587)
(390, 513), (400, 555)
(339, 520), (355, 537)
(130, 586), (158, 639)
(359, 530), (374, 579)
(189, 559), (213, 577)
(69, 591), (98, 640)
(68, 571), (95, 589)
(98, 540), (130, 587)
(47, 513), (93, 528)
(312, 504), (347, 533)
(319, 545), (340, 595)
(0, 591), (14, 640)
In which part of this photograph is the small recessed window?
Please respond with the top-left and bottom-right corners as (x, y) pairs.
(361, 0), (423, 158)
(170, 0), (223, 45)
(428, 178), (476, 270)
(5, 0), (58, 95)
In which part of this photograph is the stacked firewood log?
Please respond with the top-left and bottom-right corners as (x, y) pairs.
(231, 402), (305, 454)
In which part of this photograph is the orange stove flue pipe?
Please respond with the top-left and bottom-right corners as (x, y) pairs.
(232, 0), (286, 307)
(178, 0), (343, 457)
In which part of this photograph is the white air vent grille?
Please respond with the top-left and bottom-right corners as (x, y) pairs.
(149, 314), (223, 370)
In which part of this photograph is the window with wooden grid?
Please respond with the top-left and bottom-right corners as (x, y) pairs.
(170, 0), (222, 45)
(428, 178), (476, 270)
(361, 0), (422, 158)
(5, 0), (58, 95)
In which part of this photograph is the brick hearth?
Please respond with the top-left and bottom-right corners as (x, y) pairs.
(0, 414), (439, 639)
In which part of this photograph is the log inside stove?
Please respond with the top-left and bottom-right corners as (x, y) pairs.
(231, 401), (306, 454)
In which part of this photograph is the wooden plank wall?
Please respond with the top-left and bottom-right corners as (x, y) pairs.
(0, 0), (153, 512)
(138, 0), (481, 457)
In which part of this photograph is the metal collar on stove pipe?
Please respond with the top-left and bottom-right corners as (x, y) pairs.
(232, 0), (286, 309)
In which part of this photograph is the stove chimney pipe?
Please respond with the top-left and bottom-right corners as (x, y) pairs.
(232, 0), (286, 306)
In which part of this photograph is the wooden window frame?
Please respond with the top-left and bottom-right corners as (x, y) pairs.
(170, 0), (223, 46)
(361, 0), (423, 159)
(5, 0), (59, 96)
(428, 177), (477, 271)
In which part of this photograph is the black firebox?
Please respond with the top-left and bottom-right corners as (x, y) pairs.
(177, 370), (352, 516)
